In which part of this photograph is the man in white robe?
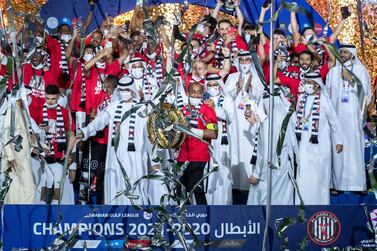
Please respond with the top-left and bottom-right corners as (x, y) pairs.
(76, 76), (166, 205)
(247, 86), (297, 205)
(225, 50), (265, 193)
(128, 57), (159, 101)
(295, 73), (343, 205)
(1, 88), (36, 204)
(204, 74), (235, 205)
(327, 44), (371, 193)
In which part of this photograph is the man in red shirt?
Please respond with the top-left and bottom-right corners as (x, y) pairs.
(177, 82), (218, 205)
(275, 50), (330, 101)
(35, 85), (76, 204)
(211, 19), (248, 72)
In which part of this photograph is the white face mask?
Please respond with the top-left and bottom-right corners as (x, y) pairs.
(344, 59), (353, 67)
(207, 86), (220, 97)
(46, 102), (58, 109)
(244, 34), (251, 43)
(189, 97), (202, 106)
(96, 61), (106, 69)
(83, 54), (94, 62)
(192, 75), (204, 81)
(103, 29), (110, 37)
(35, 36), (43, 44)
(32, 63), (44, 70)
(196, 23), (205, 34)
(60, 34), (72, 43)
(304, 84), (315, 95)
(240, 63), (251, 74)
(131, 68), (144, 79)
(119, 90), (133, 101)
(146, 52), (157, 59)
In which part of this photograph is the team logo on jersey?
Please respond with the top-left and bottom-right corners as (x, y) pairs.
(307, 211), (341, 246)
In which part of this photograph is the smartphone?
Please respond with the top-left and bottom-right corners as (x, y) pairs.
(228, 27), (236, 35)
(245, 104), (252, 117)
(105, 41), (113, 48)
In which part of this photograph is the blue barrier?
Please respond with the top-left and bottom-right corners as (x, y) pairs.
(3, 205), (377, 250)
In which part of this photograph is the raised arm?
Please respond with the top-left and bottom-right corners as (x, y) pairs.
(290, 12), (301, 46)
(66, 26), (80, 62)
(131, 5), (143, 33)
(84, 47), (112, 71)
(233, 0), (244, 36)
(83, 1), (95, 33)
(211, 0), (224, 20)
(329, 6), (351, 44)
(258, 2), (270, 46)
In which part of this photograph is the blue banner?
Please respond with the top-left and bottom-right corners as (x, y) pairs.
(3, 205), (377, 250)
(40, 0), (329, 38)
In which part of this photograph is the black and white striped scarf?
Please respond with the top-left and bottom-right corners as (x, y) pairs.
(250, 130), (259, 165)
(185, 101), (203, 128)
(314, 45), (326, 66)
(98, 94), (111, 112)
(155, 56), (164, 87)
(146, 57), (163, 87)
(217, 95), (229, 145)
(58, 40), (69, 74)
(79, 63), (87, 108)
(214, 37), (238, 68)
(295, 92), (321, 144)
(111, 99), (137, 149)
(142, 69), (153, 98)
(127, 112), (137, 152)
(176, 89), (185, 109)
(42, 104), (67, 162)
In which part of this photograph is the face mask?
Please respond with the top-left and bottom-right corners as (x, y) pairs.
(344, 59), (353, 67)
(119, 90), (133, 101)
(192, 48), (200, 54)
(196, 23), (205, 34)
(27, 96), (32, 106)
(189, 97), (202, 106)
(103, 29), (110, 37)
(304, 84), (315, 95)
(131, 68), (144, 79)
(32, 63), (44, 70)
(207, 86), (220, 97)
(96, 61), (106, 69)
(60, 34), (72, 43)
(83, 54), (94, 62)
(35, 36), (43, 44)
(245, 34), (251, 43)
(146, 52), (156, 59)
(192, 75), (204, 81)
(240, 63), (251, 74)
(46, 102), (58, 109)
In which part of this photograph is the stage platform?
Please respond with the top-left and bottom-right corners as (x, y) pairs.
(3, 202), (377, 250)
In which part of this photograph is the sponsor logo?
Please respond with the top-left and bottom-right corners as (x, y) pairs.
(307, 211), (341, 246)
(143, 211), (153, 220)
(126, 239), (151, 249)
(218, 239), (246, 248)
